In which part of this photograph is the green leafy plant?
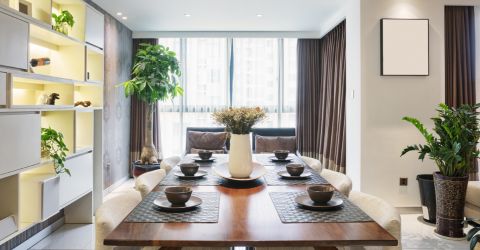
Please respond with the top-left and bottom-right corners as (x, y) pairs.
(401, 103), (480, 177)
(466, 219), (480, 250)
(212, 107), (267, 134)
(41, 127), (70, 176)
(121, 43), (183, 164)
(52, 10), (75, 35)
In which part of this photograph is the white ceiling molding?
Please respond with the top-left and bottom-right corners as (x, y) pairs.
(133, 31), (323, 38)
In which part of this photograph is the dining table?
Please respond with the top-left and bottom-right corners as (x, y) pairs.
(104, 154), (398, 249)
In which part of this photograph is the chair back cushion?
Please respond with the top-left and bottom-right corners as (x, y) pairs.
(135, 169), (166, 198)
(255, 135), (296, 153)
(185, 127), (229, 153)
(95, 190), (142, 250)
(251, 128), (296, 151)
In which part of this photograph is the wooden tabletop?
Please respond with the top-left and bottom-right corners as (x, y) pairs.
(105, 155), (398, 248)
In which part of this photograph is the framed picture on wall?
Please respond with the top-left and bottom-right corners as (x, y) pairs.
(380, 18), (429, 76)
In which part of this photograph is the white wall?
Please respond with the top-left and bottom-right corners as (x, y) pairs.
(317, 0), (480, 207)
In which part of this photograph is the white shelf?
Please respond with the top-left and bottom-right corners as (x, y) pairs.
(12, 72), (75, 85)
(30, 23), (83, 47)
(10, 105), (74, 110)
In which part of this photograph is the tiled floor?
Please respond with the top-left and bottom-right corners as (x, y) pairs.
(30, 179), (472, 250)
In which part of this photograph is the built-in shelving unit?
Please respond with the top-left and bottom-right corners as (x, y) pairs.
(0, 0), (104, 245)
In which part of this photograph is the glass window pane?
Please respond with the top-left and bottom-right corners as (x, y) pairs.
(232, 38), (279, 111)
(283, 38), (297, 112)
(185, 38), (228, 111)
(158, 38), (182, 110)
(280, 112), (296, 128)
(159, 112), (182, 158)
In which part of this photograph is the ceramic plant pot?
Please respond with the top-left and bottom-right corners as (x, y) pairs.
(228, 134), (253, 178)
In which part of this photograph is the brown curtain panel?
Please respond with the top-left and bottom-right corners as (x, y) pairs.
(296, 21), (346, 173)
(445, 6), (478, 181)
(129, 39), (161, 175)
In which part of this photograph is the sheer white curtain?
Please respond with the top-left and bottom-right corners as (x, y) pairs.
(158, 38), (297, 157)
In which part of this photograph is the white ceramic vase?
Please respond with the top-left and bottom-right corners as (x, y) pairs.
(228, 134), (253, 178)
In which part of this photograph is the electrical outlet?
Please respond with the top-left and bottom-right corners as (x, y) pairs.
(400, 178), (408, 186)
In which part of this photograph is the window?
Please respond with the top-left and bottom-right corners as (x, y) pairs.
(158, 38), (297, 157)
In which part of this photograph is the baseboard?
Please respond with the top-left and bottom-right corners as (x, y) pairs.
(103, 175), (130, 197)
(12, 217), (64, 250)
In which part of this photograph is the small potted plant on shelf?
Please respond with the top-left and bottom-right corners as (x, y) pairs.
(401, 103), (480, 238)
(52, 10), (75, 35)
(212, 107), (266, 178)
(121, 43), (183, 174)
(41, 127), (70, 176)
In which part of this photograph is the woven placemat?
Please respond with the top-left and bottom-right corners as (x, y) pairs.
(269, 192), (373, 223)
(125, 192), (219, 223)
(159, 166), (222, 186)
(264, 166), (329, 186)
(254, 154), (305, 166)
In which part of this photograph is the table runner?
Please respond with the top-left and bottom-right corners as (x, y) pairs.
(125, 192), (219, 223)
(269, 191), (373, 223)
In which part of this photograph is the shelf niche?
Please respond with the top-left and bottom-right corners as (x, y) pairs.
(11, 76), (74, 108)
(74, 83), (103, 108)
(1, 0), (52, 25)
(75, 111), (93, 152)
(40, 110), (75, 155)
(29, 24), (85, 82)
(86, 46), (103, 83)
(51, 0), (85, 42)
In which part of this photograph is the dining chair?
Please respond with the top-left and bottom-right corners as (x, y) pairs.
(300, 156), (323, 173)
(342, 191), (402, 250)
(251, 128), (296, 153)
(465, 181), (480, 222)
(185, 127), (230, 154)
(160, 155), (182, 173)
(135, 169), (167, 199)
(95, 190), (159, 250)
(320, 169), (352, 197)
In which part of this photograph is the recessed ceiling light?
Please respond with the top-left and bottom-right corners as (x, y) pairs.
(122, 16), (127, 20)
(256, 14), (263, 18)
(116, 12), (122, 16)
(184, 13), (191, 17)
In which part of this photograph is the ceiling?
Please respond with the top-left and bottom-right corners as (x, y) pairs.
(92, 0), (346, 32)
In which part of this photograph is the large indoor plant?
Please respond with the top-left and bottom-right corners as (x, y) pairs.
(122, 43), (182, 167)
(401, 103), (480, 238)
(41, 127), (70, 176)
(52, 10), (75, 35)
(212, 107), (266, 177)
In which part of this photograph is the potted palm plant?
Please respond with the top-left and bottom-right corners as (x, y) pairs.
(122, 43), (183, 171)
(401, 103), (480, 238)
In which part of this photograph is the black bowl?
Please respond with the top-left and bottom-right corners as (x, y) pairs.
(307, 184), (334, 203)
(180, 163), (200, 176)
(286, 163), (304, 176)
(198, 150), (213, 160)
(273, 150), (289, 160)
(164, 186), (192, 205)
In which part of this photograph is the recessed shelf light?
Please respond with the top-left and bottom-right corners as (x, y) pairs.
(256, 14), (263, 18)
(116, 12), (122, 16)
(184, 13), (191, 17)
(122, 16), (127, 20)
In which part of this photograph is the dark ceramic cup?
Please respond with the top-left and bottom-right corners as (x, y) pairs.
(164, 186), (192, 205)
(179, 163), (199, 176)
(286, 163), (304, 176)
(307, 184), (334, 203)
(273, 150), (289, 160)
(198, 150), (213, 160)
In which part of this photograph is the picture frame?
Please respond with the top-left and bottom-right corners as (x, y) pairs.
(18, 0), (32, 16)
(380, 18), (429, 76)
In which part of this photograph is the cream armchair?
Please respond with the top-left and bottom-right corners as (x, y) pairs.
(160, 155), (182, 173)
(465, 181), (480, 220)
(135, 169), (166, 199)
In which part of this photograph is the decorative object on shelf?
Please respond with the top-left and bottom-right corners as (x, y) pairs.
(41, 127), (70, 176)
(74, 101), (92, 107)
(18, 0), (32, 16)
(401, 103), (480, 238)
(45, 93), (60, 105)
(467, 219), (480, 250)
(212, 107), (266, 178)
(380, 18), (429, 76)
(121, 43), (183, 167)
(52, 10), (75, 35)
(30, 57), (50, 67)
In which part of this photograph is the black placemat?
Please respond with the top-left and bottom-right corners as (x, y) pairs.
(254, 154), (305, 166)
(269, 191), (373, 223)
(159, 166), (223, 186)
(125, 192), (219, 223)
